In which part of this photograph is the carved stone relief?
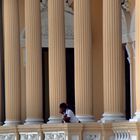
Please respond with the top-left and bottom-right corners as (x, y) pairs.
(121, 0), (134, 43)
(121, 0), (130, 12)
(44, 132), (66, 140)
(83, 132), (100, 140)
(20, 133), (40, 140)
(0, 134), (16, 140)
(114, 130), (131, 140)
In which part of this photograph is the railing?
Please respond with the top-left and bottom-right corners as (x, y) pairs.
(113, 122), (137, 140)
(0, 122), (138, 140)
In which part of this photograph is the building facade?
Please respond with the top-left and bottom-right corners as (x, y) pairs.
(0, 0), (139, 140)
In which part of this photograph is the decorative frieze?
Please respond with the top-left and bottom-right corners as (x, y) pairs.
(114, 130), (131, 140)
(65, 0), (73, 8)
(113, 122), (138, 140)
(121, 0), (130, 12)
(83, 132), (100, 140)
(0, 134), (16, 140)
(20, 133), (40, 140)
(45, 132), (66, 140)
(0, 123), (138, 140)
(41, 0), (47, 12)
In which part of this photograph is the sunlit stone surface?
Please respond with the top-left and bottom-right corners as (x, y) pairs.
(83, 133), (100, 140)
(0, 134), (16, 140)
(45, 131), (66, 140)
(20, 133), (40, 140)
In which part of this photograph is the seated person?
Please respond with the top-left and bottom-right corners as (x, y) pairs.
(59, 103), (79, 123)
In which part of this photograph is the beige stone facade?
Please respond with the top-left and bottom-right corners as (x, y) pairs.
(0, 0), (139, 139)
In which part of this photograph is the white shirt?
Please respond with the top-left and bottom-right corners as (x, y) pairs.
(64, 109), (79, 123)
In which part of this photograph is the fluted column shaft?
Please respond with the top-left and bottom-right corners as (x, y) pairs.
(25, 0), (43, 124)
(102, 0), (125, 122)
(132, 0), (140, 121)
(3, 0), (21, 125)
(48, 0), (66, 123)
(74, 0), (94, 122)
(0, 0), (3, 125)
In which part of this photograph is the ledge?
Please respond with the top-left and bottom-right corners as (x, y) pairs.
(0, 122), (138, 139)
(18, 124), (42, 133)
(0, 126), (18, 133)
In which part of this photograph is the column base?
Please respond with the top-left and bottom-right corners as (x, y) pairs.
(24, 118), (44, 125)
(130, 112), (140, 122)
(100, 113), (125, 123)
(4, 120), (21, 126)
(47, 117), (62, 124)
(76, 115), (95, 123)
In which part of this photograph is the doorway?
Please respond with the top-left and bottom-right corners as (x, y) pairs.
(125, 48), (131, 120)
(66, 48), (75, 113)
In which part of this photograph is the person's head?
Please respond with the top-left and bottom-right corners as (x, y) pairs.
(59, 103), (68, 114)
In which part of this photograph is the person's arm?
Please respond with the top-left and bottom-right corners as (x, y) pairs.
(63, 114), (70, 123)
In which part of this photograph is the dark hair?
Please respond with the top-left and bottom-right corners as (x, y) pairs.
(59, 103), (68, 109)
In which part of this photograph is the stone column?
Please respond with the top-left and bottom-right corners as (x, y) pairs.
(3, 0), (21, 125)
(74, 0), (94, 122)
(132, 0), (140, 121)
(91, 0), (103, 120)
(102, 0), (125, 122)
(0, 0), (4, 125)
(48, 0), (66, 123)
(25, 0), (43, 124)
